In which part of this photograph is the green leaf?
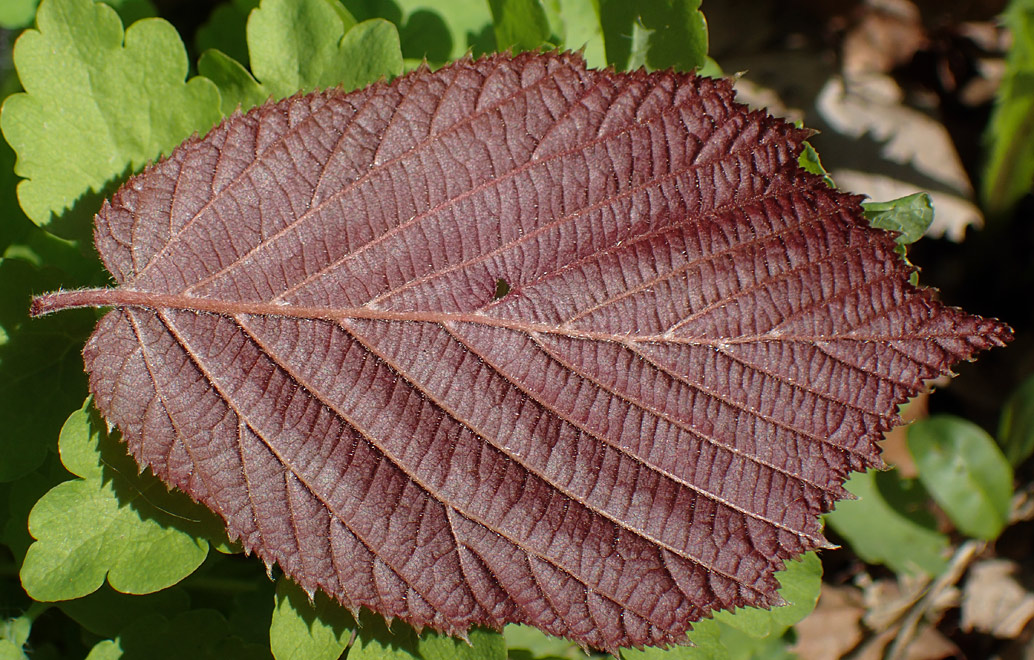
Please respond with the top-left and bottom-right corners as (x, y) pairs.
(503, 625), (585, 659)
(624, 620), (795, 660)
(247, 0), (356, 97)
(205, 0), (404, 114)
(861, 192), (934, 285)
(861, 192), (934, 246)
(998, 372), (1034, 467)
(85, 641), (122, 660)
(19, 401), (219, 601)
(333, 19), (405, 89)
(344, 0), (493, 61)
(622, 553), (820, 660)
(0, 453), (68, 561)
(269, 578), (353, 660)
(58, 584), (190, 639)
(624, 625), (721, 659)
(197, 48), (270, 115)
(797, 142), (834, 188)
(488, 0), (551, 52)
(418, 627), (506, 660)
(0, 0), (221, 239)
(0, 604), (43, 660)
(908, 415), (1014, 540)
(0, 0), (157, 29)
(346, 611), (421, 659)
(0, 640), (29, 660)
(397, 10), (453, 63)
(596, 0), (707, 72)
(825, 469), (950, 576)
(196, 0), (260, 67)
(542, 0), (605, 67)
(710, 627), (796, 660)
(0, 0), (38, 29)
(714, 553), (821, 638)
(982, 0), (1034, 217)
(246, 0), (402, 101)
(84, 609), (269, 660)
(0, 257), (94, 482)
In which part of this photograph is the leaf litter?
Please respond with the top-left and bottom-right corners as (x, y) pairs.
(29, 51), (1011, 651)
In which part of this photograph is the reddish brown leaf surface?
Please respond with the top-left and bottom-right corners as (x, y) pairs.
(32, 52), (1010, 650)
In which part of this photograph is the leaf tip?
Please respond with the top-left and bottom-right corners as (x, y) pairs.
(768, 594), (790, 609)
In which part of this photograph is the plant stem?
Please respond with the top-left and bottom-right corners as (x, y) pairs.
(884, 539), (984, 660)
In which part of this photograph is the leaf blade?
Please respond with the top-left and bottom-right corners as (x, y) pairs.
(269, 577), (353, 660)
(998, 372), (1034, 467)
(36, 52), (1010, 650)
(825, 469), (951, 576)
(982, 0), (1034, 217)
(907, 415), (1014, 540)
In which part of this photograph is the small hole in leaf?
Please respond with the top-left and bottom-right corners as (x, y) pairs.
(493, 278), (510, 300)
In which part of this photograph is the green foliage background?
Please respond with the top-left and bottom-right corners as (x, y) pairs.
(1, 0), (1031, 658)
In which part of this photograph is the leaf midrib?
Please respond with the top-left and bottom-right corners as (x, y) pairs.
(32, 287), (956, 345)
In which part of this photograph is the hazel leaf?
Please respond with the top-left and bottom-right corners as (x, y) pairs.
(31, 52), (1010, 651)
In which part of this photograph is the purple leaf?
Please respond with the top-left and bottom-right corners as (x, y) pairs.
(32, 52), (1011, 651)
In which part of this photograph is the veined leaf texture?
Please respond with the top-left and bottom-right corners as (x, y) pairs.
(32, 52), (1010, 650)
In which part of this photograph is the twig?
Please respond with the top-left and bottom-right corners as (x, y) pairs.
(884, 539), (985, 660)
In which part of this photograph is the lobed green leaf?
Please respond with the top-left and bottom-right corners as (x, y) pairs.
(247, 0), (358, 97)
(797, 142), (834, 188)
(861, 192), (934, 285)
(247, 0), (401, 100)
(596, 0), (707, 72)
(19, 401), (221, 601)
(0, 0), (157, 30)
(384, 0), (494, 61)
(269, 578), (353, 660)
(798, 143), (938, 254)
(0, 0), (221, 240)
(503, 625), (585, 659)
(418, 627), (507, 660)
(488, 0), (551, 52)
(202, 0), (403, 115)
(0, 607), (35, 660)
(0, 258), (93, 482)
(197, 49), (270, 116)
(196, 0), (259, 68)
(713, 553), (821, 639)
(346, 611), (421, 659)
(0, 455), (69, 562)
(542, 0), (605, 67)
(84, 609), (269, 660)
